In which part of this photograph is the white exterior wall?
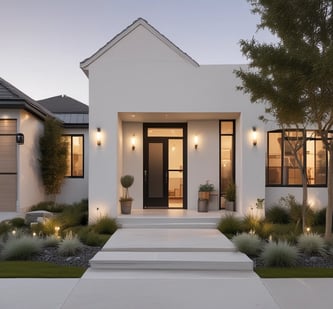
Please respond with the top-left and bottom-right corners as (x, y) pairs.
(86, 23), (267, 220)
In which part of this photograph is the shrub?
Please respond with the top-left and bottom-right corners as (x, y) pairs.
(79, 227), (109, 247)
(313, 208), (327, 226)
(42, 235), (60, 247)
(0, 221), (11, 236)
(57, 200), (88, 229)
(9, 217), (26, 228)
(93, 216), (118, 235)
(260, 241), (299, 267)
(232, 233), (263, 257)
(297, 233), (326, 256)
(29, 201), (66, 213)
(58, 232), (84, 256)
(0, 236), (43, 260)
(265, 205), (290, 224)
(217, 214), (243, 237)
(242, 214), (262, 234)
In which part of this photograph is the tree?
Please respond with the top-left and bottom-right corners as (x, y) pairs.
(39, 116), (68, 200)
(235, 0), (333, 239)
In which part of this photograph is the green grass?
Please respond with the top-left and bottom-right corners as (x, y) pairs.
(255, 267), (333, 278)
(0, 261), (86, 278)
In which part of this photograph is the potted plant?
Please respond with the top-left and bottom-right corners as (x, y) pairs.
(225, 183), (236, 211)
(198, 181), (214, 212)
(198, 181), (214, 200)
(119, 174), (134, 214)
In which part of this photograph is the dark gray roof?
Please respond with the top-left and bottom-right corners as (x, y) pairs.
(38, 95), (89, 114)
(38, 95), (89, 128)
(0, 77), (52, 119)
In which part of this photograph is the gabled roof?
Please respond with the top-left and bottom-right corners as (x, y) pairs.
(38, 95), (89, 114)
(38, 95), (89, 128)
(0, 77), (52, 119)
(80, 18), (199, 76)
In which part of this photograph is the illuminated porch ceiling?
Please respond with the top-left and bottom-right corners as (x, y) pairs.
(119, 112), (240, 122)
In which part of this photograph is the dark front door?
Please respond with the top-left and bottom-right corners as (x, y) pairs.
(143, 124), (187, 209)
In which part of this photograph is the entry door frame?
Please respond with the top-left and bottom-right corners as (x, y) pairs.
(143, 123), (187, 209)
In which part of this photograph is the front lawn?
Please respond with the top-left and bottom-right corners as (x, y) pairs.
(0, 261), (86, 278)
(255, 267), (333, 278)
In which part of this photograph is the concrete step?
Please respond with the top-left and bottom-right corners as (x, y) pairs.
(89, 251), (253, 271)
(117, 216), (220, 229)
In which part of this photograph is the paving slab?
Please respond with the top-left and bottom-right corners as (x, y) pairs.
(102, 228), (236, 252)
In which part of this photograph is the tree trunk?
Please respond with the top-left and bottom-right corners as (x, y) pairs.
(325, 150), (333, 240)
(301, 170), (308, 233)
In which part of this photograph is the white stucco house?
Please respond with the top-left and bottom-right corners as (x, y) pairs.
(0, 18), (328, 220)
(80, 18), (328, 221)
(0, 78), (88, 218)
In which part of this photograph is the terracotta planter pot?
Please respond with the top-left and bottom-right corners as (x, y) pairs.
(198, 191), (210, 200)
(120, 200), (132, 214)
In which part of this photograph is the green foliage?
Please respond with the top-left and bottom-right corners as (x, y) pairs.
(269, 224), (301, 244)
(78, 227), (109, 247)
(225, 183), (236, 201)
(266, 205), (290, 224)
(120, 175), (134, 200)
(260, 241), (299, 267)
(93, 216), (118, 235)
(56, 200), (88, 229)
(297, 233), (327, 256)
(198, 181), (214, 192)
(256, 267), (333, 278)
(39, 116), (68, 196)
(242, 214), (263, 234)
(58, 232), (83, 256)
(232, 233), (263, 257)
(0, 261), (85, 278)
(42, 235), (60, 247)
(314, 208), (328, 226)
(30, 201), (66, 213)
(0, 236), (43, 260)
(217, 214), (243, 237)
(9, 218), (26, 228)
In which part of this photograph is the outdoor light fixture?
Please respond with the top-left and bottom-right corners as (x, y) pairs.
(131, 134), (136, 151)
(194, 135), (199, 150)
(16, 133), (24, 145)
(96, 128), (102, 146)
(252, 127), (257, 146)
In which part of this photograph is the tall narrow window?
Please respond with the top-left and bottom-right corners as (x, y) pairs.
(220, 121), (235, 197)
(64, 135), (84, 177)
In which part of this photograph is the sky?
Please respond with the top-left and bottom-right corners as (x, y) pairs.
(0, 0), (276, 105)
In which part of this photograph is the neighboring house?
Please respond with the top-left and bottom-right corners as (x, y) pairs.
(0, 78), (88, 217)
(80, 18), (328, 221)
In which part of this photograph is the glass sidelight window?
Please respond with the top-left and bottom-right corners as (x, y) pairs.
(64, 135), (84, 177)
(220, 120), (235, 195)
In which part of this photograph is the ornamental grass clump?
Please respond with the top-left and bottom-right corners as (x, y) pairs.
(42, 235), (60, 247)
(297, 233), (326, 256)
(93, 216), (118, 235)
(232, 233), (263, 257)
(58, 232), (83, 256)
(217, 214), (243, 238)
(0, 235), (43, 260)
(260, 241), (299, 267)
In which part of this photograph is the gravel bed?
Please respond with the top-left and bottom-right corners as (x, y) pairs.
(253, 253), (333, 268)
(31, 246), (101, 268)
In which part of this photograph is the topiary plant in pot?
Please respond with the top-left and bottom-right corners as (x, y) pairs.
(119, 175), (134, 214)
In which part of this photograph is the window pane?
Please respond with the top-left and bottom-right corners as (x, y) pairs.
(64, 136), (71, 177)
(220, 121), (233, 134)
(267, 132), (282, 185)
(147, 128), (183, 137)
(221, 135), (233, 191)
(284, 137), (303, 185)
(72, 136), (83, 176)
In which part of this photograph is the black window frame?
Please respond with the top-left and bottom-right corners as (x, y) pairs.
(64, 134), (84, 178)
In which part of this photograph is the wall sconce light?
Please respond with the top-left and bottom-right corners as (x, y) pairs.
(252, 127), (257, 146)
(16, 133), (24, 145)
(194, 135), (199, 150)
(96, 128), (102, 146)
(131, 134), (136, 151)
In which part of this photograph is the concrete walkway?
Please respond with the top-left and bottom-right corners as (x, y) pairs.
(1, 229), (332, 308)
